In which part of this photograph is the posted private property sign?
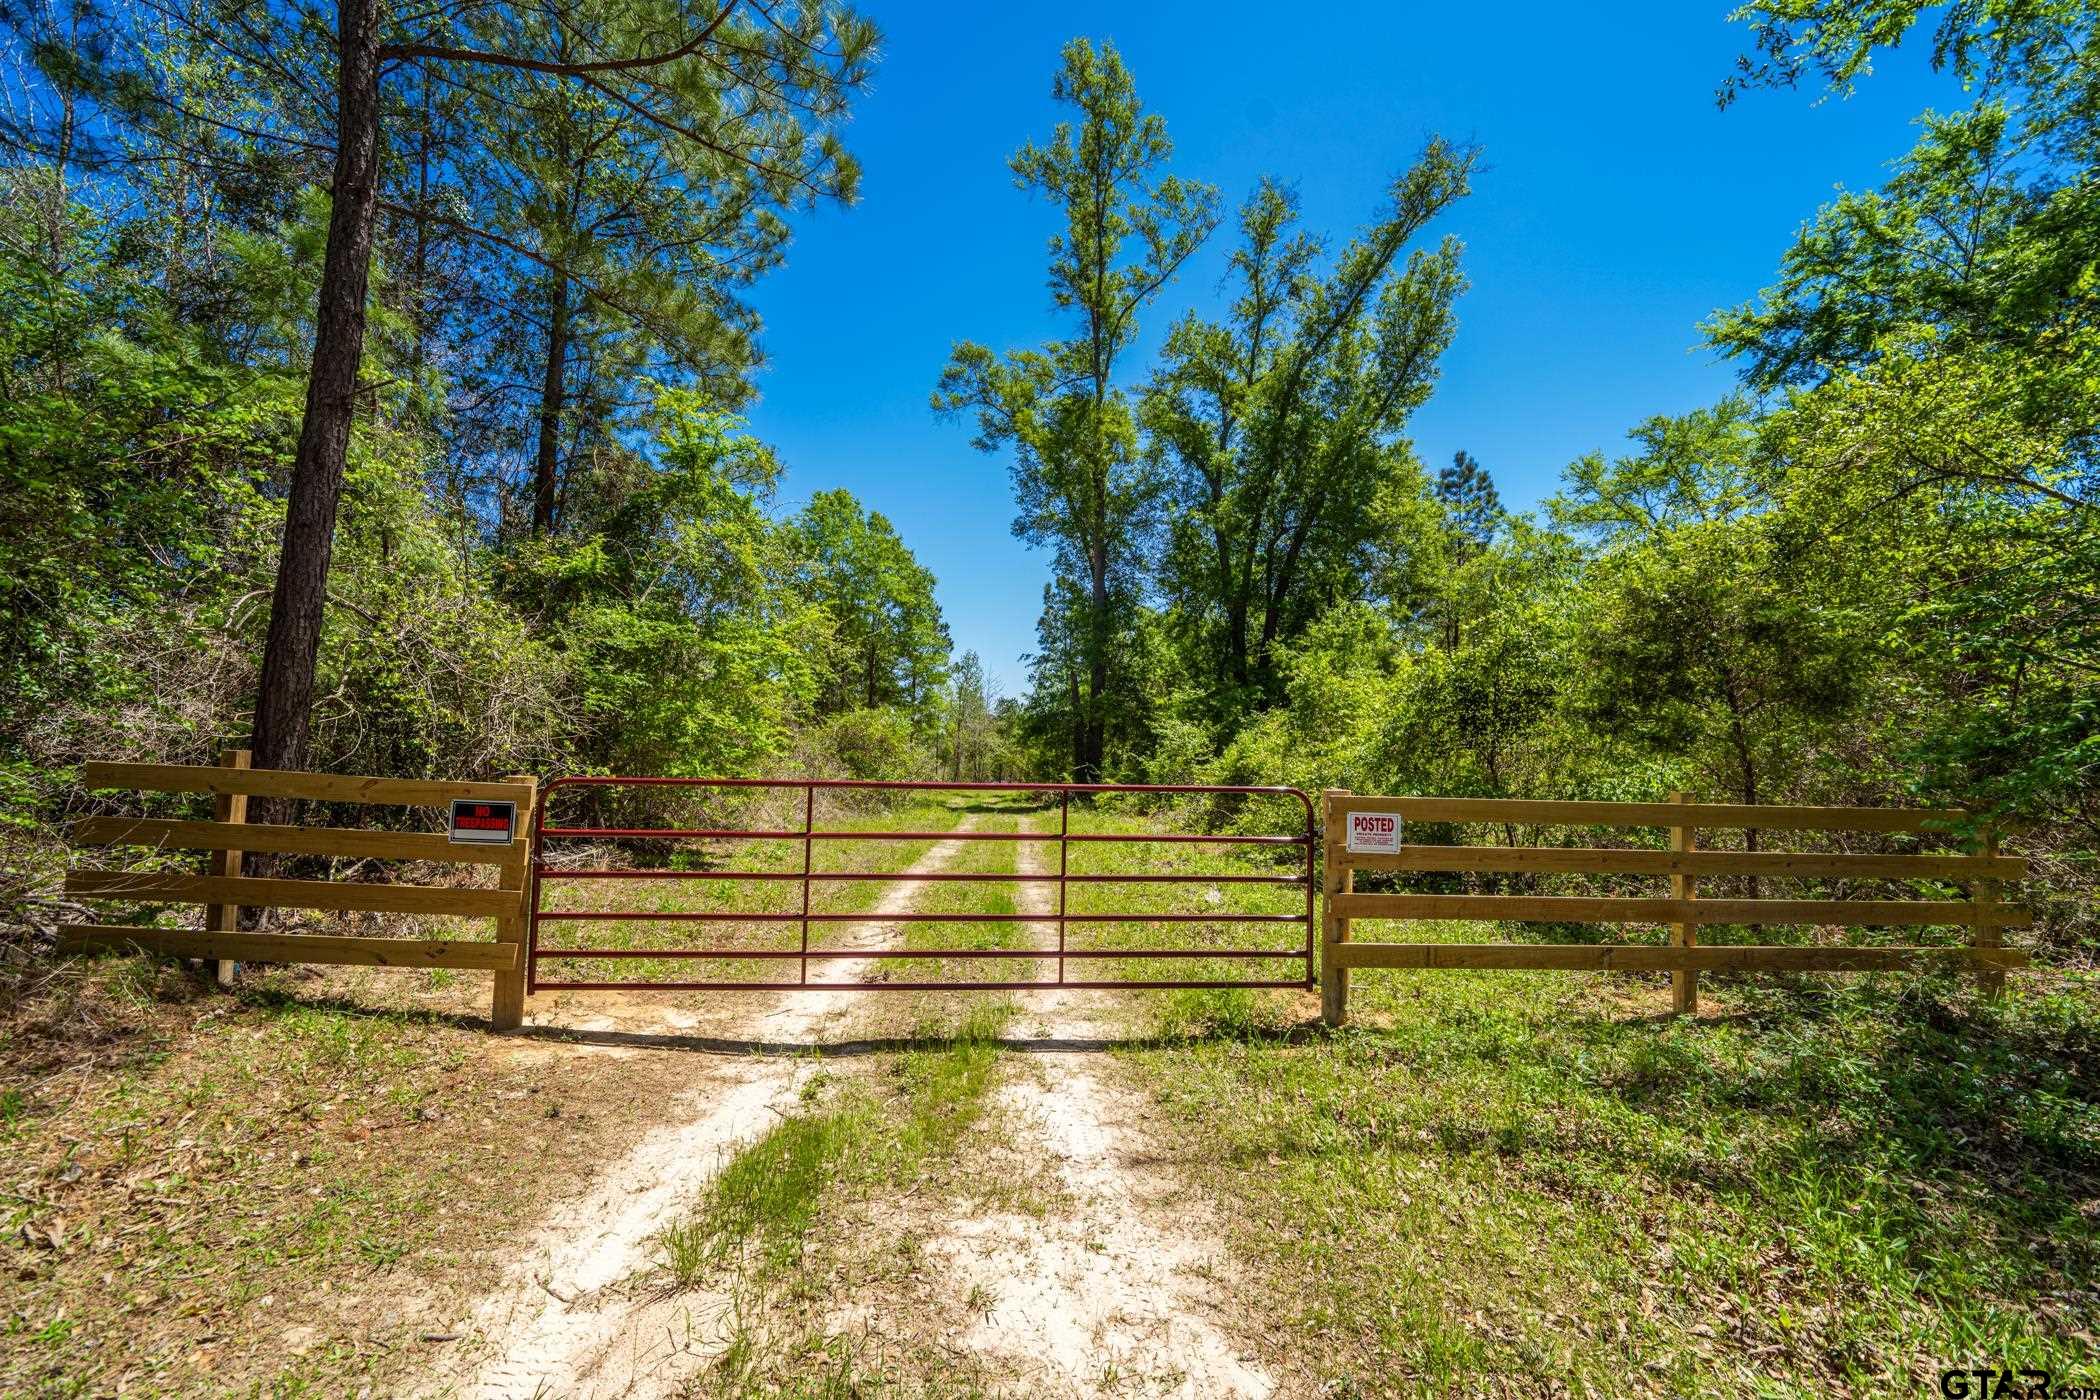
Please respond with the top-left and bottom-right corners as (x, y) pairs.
(1345, 810), (1402, 855)
(448, 798), (517, 846)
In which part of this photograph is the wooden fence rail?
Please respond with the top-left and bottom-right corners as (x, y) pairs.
(1320, 789), (2029, 1027)
(59, 760), (2036, 1039)
(60, 752), (537, 1029)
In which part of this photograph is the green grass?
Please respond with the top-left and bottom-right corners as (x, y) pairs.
(658, 1092), (882, 1278)
(0, 959), (688, 1396)
(877, 793), (1055, 983)
(656, 998), (1016, 1282)
(1126, 950), (2099, 1395)
(537, 793), (983, 985)
(1061, 798), (1312, 988)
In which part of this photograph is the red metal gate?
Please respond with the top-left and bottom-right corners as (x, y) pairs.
(526, 779), (1315, 993)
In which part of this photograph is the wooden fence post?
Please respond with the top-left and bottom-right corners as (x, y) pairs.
(203, 749), (252, 988)
(1670, 791), (1697, 1016)
(1321, 789), (1351, 1028)
(1974, 823), (2005, 1001)
(491, 775), (536, 1031)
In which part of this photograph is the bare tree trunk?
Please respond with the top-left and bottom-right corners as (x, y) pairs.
(1078, 559), (1110, 782)
(1067, 667), (1083, 782)
(250, 0), (382, 783)
(533, 271), (569, 535)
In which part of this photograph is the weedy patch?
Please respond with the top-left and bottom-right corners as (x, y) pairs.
(0, 959), (723, 1397)
(1124, 947), (2100, 1396)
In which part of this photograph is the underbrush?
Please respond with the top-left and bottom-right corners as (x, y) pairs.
(1129, 959), (2100, 1395)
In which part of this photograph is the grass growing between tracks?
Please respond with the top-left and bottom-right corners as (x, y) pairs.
(1126, 940), (2099, 1395)
(877, 792), (1053, 984)
(656, 998), (1014, 1281)
(652, 998), (1040, 1395)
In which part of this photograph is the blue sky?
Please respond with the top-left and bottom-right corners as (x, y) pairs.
(742, 3), (1959, 697)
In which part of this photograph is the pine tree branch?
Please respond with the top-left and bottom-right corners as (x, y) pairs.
(379, 0), (740, 75)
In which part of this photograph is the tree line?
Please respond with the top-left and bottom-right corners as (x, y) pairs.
(1, 0), (1023, 898)
(0, 1), (2092, 950)
(941, 17), (2095, 917)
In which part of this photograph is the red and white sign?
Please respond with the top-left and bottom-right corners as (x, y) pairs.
(1345, 811), (1401, 855)
(448, 798), (517, 846)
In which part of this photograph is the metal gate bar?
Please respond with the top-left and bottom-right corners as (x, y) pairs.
(527, 778), (1315, 993)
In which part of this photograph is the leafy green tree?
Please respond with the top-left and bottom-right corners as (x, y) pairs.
(457, 29), (825, 537)
(0, 169), (294, 757)
(1142, 148), (1474, 712)
(1555, 405), (1864, 834)
(1723, 0), (2099, 160)
(1376, 521), (1595, 809)
(18, 0), (875, 776)
(943, 650), (1007, 781)
(936, 37), (1218, 779)
(1719, 1), (2098, 825)
(510, 390), (827, 776)
(792, 489), (950, 721)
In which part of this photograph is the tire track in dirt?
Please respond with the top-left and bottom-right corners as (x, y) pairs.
(425, 819), (986, 1400)
(908, 820), (1279, 1398)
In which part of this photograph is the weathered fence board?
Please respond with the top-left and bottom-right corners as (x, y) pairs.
(57, 925), (521, 971)
(63, 757), (536, 1029)
(83, 761), (528, 808)
(1320, 789), (2027, 1027)
(74, 816), (526, 867)
(1329, 943), (2028, 972)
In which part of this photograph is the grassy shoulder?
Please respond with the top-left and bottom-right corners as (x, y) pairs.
(1127, 959), (2098, 1396)
(0, 955), (737, 1397)
(0, 789), (992, 1395)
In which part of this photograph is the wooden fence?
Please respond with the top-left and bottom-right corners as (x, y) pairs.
(1320, 789), (2029, 1027)
(59, 752), (537, 1030)
(56, 760), (2035, 1037)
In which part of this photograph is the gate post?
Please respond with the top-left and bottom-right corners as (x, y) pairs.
(1669, 791), (1697, 1016)
(1321, 789), (1351, 1028)
(491, 774), (537, 1031)
(204, 748), (252, 987)
(1973, 824), (2005, 1000)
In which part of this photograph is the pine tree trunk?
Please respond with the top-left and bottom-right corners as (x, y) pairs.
(249, 0), (382, 783)
(533, 272), (569, 535)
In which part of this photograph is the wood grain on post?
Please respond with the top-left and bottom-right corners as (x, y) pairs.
(1974, 824), (2005, 1001)
(205, 749), (251, 988)
(1320, 790), (1351, 1028)
(490, 775), (536, 1031)
(1670, 791), (1696, 1015)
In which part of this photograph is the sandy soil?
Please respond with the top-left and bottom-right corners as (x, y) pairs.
(423, 812), (1281, 1400)
(903, 829), (1278, 1398)
(422, 824), (986, 1400)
